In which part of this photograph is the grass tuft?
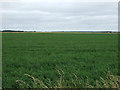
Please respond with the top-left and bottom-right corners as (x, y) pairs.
(16, 70), (120, 88)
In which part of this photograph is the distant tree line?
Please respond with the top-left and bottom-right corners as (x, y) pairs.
(101, 31), (112, 33)
(1, 30), (119, 33)
(1, 30), (37, 32)
(2, 30), (24, 32)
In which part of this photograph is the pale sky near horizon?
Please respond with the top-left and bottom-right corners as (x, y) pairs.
(0, 0), (118, 31)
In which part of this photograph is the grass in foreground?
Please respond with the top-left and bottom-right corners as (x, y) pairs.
(16, 70), (120, 88)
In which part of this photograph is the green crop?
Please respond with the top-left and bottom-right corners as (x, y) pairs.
(2, 33), (118, 88)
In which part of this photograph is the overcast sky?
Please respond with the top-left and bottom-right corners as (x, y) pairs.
(0, 0), (118, 31)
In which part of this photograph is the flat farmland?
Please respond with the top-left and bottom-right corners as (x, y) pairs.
(2, 33), (118, 88)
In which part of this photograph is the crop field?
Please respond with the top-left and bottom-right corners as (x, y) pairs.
(2, 32), (119, 88)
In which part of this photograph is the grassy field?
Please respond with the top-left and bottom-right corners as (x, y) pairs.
(2, 33), (119, 88)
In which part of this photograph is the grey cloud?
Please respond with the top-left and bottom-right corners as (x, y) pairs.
(1, 1), (118, 31)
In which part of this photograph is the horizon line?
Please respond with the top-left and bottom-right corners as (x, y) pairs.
(0, 29), (119, 32)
